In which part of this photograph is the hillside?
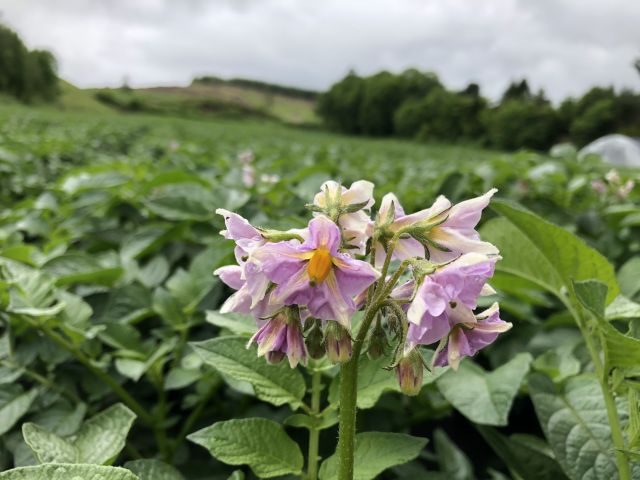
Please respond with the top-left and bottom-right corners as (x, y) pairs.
(88, 80), (319, 125)
(56, 80), (114, 113)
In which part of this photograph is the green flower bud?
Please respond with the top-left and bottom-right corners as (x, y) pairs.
(367, 321), (388, 360)
(305, 319), (325, 360)
(324, 321), (352, 364)
(395, 348), (424, 396)
(265, 351), (285, 365)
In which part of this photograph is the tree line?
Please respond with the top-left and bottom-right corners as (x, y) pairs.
(0, 23), (58, 102)
(317, 69), (640, 150)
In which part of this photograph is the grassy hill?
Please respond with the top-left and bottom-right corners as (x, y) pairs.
(86, 80), (319, 126)
(57, 80), (114, 113)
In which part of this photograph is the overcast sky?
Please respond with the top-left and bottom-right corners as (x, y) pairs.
(1, 0), (639, 102)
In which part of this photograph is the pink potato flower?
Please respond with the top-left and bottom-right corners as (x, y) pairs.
(433, 302), (512, 369)
(312, 180), (375, 254)
(214, 209), (273, 317)
(376, 189), (499, 265)
(406, 253), (499, 348)
(247, 311), (307, 368)
(252, 215), (380, 327)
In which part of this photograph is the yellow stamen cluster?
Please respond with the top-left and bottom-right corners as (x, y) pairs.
(307, 248), (332, 286)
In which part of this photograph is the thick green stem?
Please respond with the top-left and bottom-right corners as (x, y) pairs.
(336, 305), (380, 480)
(337, 232), (401, 480)
(307, 371), (323, 480)
(597, 329), (631, 480)
(337, 358), (358, 480)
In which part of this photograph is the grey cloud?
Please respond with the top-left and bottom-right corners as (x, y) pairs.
(0, 0), (638, 101)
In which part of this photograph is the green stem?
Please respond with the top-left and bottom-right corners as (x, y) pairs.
(2, 360), (82, 404)
(307, 371), (323, 480)
(170, 379), (220, 462)
(598, 330), (632, 480)
(337, 233), (401, 480)
(336, 304), (381, 480)
(568, 304), (631, 480)
(27, 319), (155, 426)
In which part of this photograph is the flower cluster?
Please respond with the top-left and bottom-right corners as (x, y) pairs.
(591, 168), (635, 199)
(215, 180), (511, 394)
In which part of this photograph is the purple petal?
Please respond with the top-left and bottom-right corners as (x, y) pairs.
(252, 241), (311, 285)
(443, 189), (497, 231)
(332, 254), (380, 297)
(306, 272), (356, 327)
(307, 215), (342, 253)
(214, 265), (244, 290)
(216, 209), (261, 242)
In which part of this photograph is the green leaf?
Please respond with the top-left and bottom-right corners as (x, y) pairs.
(227, 471), (245, 480)
(23, 403), (136, 465)
(206, 311), (257, 336)
(601, 323), (640, 369)
(191, 336), (305, 408)
(476, 426), (569, 480)
(433, 429), (473, 480)
(188, 418), (303, 478)
(22, 423), (78, 463)
(136, 256), (170, 288)
(436, 353), (532, 426)
(318, 432), (427, 480)
(144, 183), (218, 221)
(120, 225), (174, 261)
(72, 403), (137, 464)
(617, 257), (640, 299)
(572, 279), (608, 320)
(482, 200), (619, 303)
(284, 410), (338, 431)
(164, 367), (202, 391)
(528, 373), (631, 480)
(0, 464), (139, 480)
(532, 346), (580, 384)
(0, 388), (39, 436)
(42, 254), (123, 286)
(125, 459), (185, 480)
(152, 287), (187, 327)
(606, 295), (640, 321)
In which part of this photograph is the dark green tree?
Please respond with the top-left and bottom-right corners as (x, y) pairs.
(316, 71), (364, 134)
(0, 23), (58, 102)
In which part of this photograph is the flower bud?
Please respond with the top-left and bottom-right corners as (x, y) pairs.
(248, 309), (307, 368)
(324, 321), (352, 364)
(367, 321), (388, 360)
(265, 351), (285, 364)
(395, 348), (424, 396)
(305, 319), (325, 360)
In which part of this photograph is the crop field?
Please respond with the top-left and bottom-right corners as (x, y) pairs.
(1, 105), (640, 480)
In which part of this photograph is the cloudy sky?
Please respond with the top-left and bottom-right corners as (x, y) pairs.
(1, 0), (639, 102)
